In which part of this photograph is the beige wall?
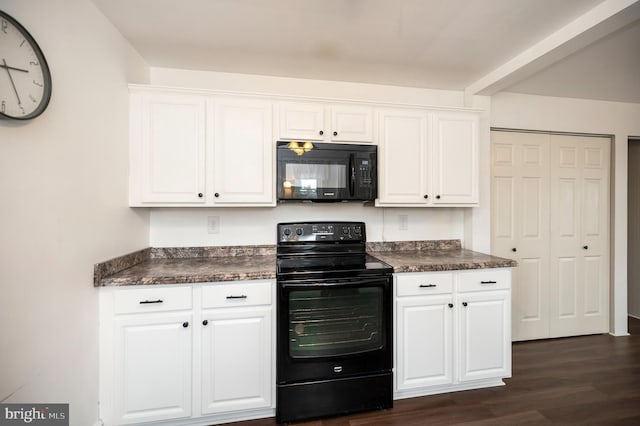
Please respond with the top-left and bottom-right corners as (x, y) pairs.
(628, 139), (640, 318)
(491, 91), (640, 336)
(0, 1), (149, 425)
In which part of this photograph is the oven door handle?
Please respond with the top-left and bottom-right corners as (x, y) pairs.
(280, 277), (388, 289)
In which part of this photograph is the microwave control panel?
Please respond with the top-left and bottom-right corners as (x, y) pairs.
(358, 159), (373, 186)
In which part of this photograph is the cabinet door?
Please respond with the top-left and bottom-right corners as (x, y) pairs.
(396, 295), (454, 390)
(377, 109), (430, 205)
(114, 312), (192, 424)
(278, 101), (325, 141)
(211, 98), (274, 205)
(330, 105), (374, 142)
(431, 112), (479, 204)
(133, 92), (206, 205)
(201, 307), (272, 414)
(458, 290), (511, 383)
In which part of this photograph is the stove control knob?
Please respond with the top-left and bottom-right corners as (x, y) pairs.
(296, 228), (303, 236)
(342, 227), (349, 235)
(354, 226), (361, 234)
(283, 228), (291, 236)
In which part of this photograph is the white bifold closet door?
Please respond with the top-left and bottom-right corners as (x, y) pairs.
(491, 131), (610, 341)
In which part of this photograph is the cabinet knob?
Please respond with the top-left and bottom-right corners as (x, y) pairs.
(197, 193), (203, 198)
(182, 322), (189, 328)
(202, 320), (208, 326)
(462, 302), (468, 307)
(424, 194), (429, 199)
(448, 303), (454, 308)
(214, 193), (220, 198)
(333, 131), (338, 136)
(436, 195), (441, 199)
(583, 245), (589, 250)
(319, 130), (324, 136)
(512, 248), (517, 252)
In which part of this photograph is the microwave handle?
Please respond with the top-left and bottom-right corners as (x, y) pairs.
(349, 153), (356, 197)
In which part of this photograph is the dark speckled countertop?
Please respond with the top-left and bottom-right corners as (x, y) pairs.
(366, 240), (516, 272)
(371, 249), (517, 272)
(95, 246), (276, 287)
(94, 240), (516, 287)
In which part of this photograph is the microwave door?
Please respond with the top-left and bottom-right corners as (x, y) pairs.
(283, 160), (348, 200)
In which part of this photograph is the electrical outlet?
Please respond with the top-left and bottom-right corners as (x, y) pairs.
(399, 214), (408, 230)
(208, 216), (220, 234)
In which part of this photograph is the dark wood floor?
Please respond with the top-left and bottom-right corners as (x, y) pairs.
(232, 318), (640, 425)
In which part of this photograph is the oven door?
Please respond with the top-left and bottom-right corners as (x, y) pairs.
(277, 275), (392, 384)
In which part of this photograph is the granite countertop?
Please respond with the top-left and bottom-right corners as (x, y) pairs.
(371, 249), (517, 273)
(94, 240), (517, 287)
(366, 240), (517, 273)
(95, 246), (276, 287)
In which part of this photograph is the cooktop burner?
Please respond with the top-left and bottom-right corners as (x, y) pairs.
(276, 221), (393, 279)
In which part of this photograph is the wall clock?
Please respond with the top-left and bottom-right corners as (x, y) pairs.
(0, 10), (52, 120)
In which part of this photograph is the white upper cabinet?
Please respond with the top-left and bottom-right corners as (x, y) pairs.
(209, 97), (274, 205)
(129, 88), (275, 207)
(130, 91), (207, 205)
(277, 101), (374, 143)
(431, 112), (479, 204)
(377, 109), (430, 205)
(129, 86), (482, 208)
(377, 108), (479, 207)
(330, 104), (374, 142)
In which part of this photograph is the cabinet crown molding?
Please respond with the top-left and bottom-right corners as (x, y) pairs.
(128, 84), (485, 113)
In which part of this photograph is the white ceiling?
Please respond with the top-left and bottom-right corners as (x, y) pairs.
(92, 0), (640, 103)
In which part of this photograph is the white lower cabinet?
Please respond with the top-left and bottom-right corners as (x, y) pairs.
(396, 294), (454, 390)
(394, 269), (511, 399)
(114, 312), (193, 424)
(99, 281), (274, 426)
(457, 289), (511, 382)
(200, 281), (273, 415)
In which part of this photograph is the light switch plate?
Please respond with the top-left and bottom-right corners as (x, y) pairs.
(208, 216), (220, 234)
(399, 214), (408, 230)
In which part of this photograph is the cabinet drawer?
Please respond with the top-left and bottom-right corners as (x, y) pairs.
(396, 272), (454, 297)
(114, 286), (192, 314)
(458, 269), (511, 292)
(202, 280), (272, 308)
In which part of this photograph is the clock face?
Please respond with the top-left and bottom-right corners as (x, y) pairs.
(0, 11), (52, 120)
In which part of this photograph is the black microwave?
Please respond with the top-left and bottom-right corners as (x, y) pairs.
(276, 141), (377, 202)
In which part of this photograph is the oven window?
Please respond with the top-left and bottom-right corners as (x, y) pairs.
(288, 286), (383, 358)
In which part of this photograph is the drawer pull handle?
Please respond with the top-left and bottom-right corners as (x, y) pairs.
(226, 295), (248, 299)
(463, 302), (468, 307)
(182, 322), (189, 328)
(448, 303), (454, 308)
(419, 284), (437, 288)
(139, 299), (163, 304)
(202, 320), (208, 326)
(480, 281), (497, 284)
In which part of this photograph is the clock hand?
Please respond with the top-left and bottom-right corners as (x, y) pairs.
(2, 58), (22, 106)
(0, 63), (29, 73)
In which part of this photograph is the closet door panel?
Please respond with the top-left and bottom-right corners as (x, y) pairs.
(493, 131), (610, 341)
(491, 131), (550, 341)
(549, 135), (610, 337)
